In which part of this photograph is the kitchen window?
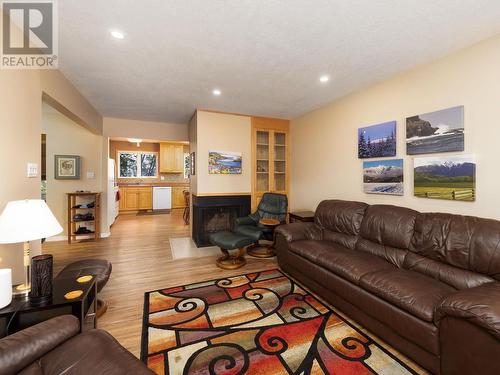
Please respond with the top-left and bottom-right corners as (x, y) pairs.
(118, 151), (158, 178)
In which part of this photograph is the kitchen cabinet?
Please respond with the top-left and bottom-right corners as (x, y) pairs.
(160, 143), (184, 173)
(172, 186), (189, 208)
(119, 187), (152, 211)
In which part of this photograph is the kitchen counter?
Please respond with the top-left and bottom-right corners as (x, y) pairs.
(118, 182), (189, 187)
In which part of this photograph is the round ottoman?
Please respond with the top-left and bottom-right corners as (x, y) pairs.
(209, 231), (255, 270)
(57, 259), (112, 317)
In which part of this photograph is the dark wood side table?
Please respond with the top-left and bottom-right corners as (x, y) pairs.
(246, 218), (280, 258)
(289, 211), (315, 223)
(0, 276), (97, 337)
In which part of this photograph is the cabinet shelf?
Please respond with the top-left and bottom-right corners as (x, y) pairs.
(256, 143), (269, 146)
(67, 192), (101, 244)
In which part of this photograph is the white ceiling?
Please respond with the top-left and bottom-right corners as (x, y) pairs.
(59, 0), (500, 124)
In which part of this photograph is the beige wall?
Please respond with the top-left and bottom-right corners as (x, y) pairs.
(194, 111), (252, 195)
(42, 110), (103, 236)
(104, 117), (188, 141)
(0, 53), (103, 281)
(291, 34), (500, 220)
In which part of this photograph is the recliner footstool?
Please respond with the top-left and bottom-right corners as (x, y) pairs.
(209, 231), (255, 269)
(57, 259), (112, 318)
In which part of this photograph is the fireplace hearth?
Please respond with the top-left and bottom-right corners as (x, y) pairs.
(192, 195), (251, 247)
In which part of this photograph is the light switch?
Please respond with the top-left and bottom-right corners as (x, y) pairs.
(87, 171), (95, 179)
(27, 163), (38, 178)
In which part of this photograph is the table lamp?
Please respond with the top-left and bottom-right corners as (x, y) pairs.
(0, 200), (62, 298)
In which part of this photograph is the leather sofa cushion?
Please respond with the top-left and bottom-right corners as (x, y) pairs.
(360, 205), (417, 249)
(355, 238), (408, 268)
(410, 212), (500, 281)
(289, 240), (395, 285)
(403, 252), (494, 290)
(314, 200), (368, 236)
(360, 269), (455, 322)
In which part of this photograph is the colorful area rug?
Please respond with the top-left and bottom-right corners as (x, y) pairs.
(141, 269), (417, 374)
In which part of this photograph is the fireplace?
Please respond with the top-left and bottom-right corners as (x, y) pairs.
(192, 195), (251, 247)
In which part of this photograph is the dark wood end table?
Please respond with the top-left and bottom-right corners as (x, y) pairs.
(0, 276), (97, 337)
(289, 211), (315, 223)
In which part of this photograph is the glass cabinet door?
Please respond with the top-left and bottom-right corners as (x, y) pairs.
(273, 132), (287, 192)
(256, 131), (270, 192)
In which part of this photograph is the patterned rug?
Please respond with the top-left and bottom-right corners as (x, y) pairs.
(141, 269), (417, 375)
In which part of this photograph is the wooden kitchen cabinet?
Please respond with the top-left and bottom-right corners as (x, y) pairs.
(119, 187), (152, 211)
(160, 143), (184, 173)
(172, 187), (189, 208)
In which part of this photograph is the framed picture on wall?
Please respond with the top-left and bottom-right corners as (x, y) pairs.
(54, 155), (81, 180)
(208, 150), (242, 174)
(358, 121), (397, 159)
(190, 152), (196, 176)
(363, 159), (403, 195)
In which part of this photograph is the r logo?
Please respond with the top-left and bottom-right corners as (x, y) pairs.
(2, 1), (53, 54)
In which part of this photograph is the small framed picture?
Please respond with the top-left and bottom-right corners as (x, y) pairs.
(190, 152), (196, 176)
(55, 155), (81, 180)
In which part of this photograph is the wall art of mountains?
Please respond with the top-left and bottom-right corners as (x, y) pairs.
(413, 155), (475, 201)
(363, 159), (403, 195)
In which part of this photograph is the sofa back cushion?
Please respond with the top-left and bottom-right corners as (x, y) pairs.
(410, 213), (500, 281)
(314, 200), (368, 249)
(357, 205), (418, 267)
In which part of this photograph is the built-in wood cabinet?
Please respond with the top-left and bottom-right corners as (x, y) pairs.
(119, 187), (152, 211)
(252, 117), (290, 210)
(160, 143), (184, 173)
(172, 186), (189, 208)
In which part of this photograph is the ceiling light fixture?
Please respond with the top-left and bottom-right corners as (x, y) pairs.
(127, 138), (142, 147)
(212, 89), (221, 96)
(110, 30), (125, 39)
(319, 75), (330, 83)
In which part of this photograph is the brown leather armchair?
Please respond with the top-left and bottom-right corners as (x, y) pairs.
(0, 315), (153, 375)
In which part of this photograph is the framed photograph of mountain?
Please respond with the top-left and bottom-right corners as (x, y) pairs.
(358, 121), (396, 158)
(406, 105), (464, 155)
(414, 154), (475, 201)
(208, 150), (242, 174)
(363, 159), (403, 195)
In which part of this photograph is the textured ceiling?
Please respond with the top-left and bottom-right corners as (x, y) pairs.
(58, 0), (500, 124)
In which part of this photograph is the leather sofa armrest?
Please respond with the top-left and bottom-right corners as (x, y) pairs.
(0, 315), (80, 375)
(235, 216), (256, 226)
(435, 282), (500, 340)
(275, 222), (322, 242)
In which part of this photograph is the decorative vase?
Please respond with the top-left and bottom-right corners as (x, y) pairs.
(29, 254), (53, 306)
(0, 268), (12, 309)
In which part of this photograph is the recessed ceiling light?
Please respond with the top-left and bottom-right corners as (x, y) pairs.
(110, 30), (125, 39)
(319, 75), (330, 83)
(212, 89), (221, 96)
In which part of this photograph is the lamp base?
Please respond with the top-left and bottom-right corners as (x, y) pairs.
(29, 293), (52, 306)
(12, 283), (31, 298)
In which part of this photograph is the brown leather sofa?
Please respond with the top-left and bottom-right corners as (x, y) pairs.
(276, 200), (500, 375)
(0, 315), (153, 375)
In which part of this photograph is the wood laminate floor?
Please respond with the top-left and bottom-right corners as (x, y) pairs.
(42, 209), (278, 357)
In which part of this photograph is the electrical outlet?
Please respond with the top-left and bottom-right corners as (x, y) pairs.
(87, 171), (95, 179)
(27, 163), (38, 178)
(160, 175), (165, 181)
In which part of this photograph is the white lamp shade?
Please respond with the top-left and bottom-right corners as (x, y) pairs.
(0, 200), (63, 243)
(0, 269), (12, 308)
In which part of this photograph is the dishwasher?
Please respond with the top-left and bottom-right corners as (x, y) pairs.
(153, 187), (172, 210)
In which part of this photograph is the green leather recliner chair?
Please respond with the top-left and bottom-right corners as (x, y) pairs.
(235, 192), (288, 243)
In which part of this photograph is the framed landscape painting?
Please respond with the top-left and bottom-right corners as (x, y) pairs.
(406, 105), (464, 155)
(363, 159), (403, 195)
(208, 150), (242, 174)
(358, 121), (396, 158)
(54, 155), (80, 180)
(414, 154), (475, 201)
